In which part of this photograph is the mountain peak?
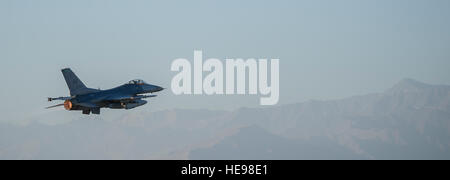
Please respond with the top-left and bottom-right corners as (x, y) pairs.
(388, 78), (429, 93)
(397, 78), (427, 86)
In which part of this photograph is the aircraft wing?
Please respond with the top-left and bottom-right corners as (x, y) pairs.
(101, 94), (157, 102)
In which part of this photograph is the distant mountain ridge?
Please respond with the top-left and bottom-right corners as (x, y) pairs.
(190, 79), (450, 159)
(1, 79), (449, 159)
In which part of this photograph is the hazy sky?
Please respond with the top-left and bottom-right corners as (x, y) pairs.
(1, 0), (450, 123)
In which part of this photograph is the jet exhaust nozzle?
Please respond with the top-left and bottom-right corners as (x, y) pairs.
(64, 100), (73, 110)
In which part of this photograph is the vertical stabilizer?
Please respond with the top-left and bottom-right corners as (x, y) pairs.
(61, 68), (89, 96)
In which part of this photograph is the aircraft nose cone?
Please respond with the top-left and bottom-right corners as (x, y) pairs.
(144, 84), (164, 93)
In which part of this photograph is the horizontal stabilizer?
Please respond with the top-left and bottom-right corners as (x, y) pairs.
(45, 103), (64, 109)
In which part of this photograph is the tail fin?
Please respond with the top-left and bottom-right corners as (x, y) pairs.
(61, 68), (89, 96)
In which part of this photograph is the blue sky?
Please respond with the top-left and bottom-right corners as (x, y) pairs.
(1, 0), (450, 122)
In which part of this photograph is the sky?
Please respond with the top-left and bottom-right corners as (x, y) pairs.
(1, 0), (450, 123)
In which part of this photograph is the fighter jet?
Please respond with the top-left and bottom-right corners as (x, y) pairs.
(46, 68), (164, 115)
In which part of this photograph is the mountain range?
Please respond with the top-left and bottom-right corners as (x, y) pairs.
(1, 79), (449, 159)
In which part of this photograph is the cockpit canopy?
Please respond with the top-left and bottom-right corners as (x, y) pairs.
(127, 79), (146, 85)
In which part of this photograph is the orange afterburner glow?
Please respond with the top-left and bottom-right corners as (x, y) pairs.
(64, 100), (72, 110)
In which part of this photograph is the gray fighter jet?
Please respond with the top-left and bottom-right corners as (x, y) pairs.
(46, 68), (164, 115)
